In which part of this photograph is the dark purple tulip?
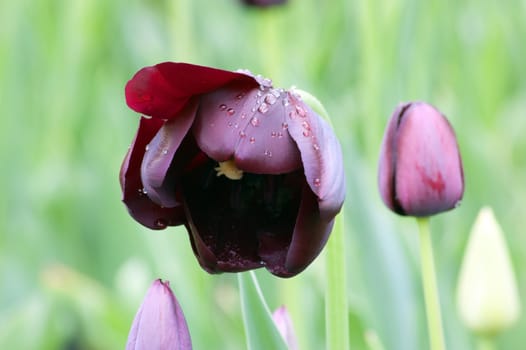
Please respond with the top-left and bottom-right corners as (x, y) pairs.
(378, 102), (464, 216)
(241, 0), (287, 7)
(126, 279), (192, 350)
(120, 62), (345, 277)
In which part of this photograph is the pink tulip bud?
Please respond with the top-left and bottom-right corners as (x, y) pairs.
(126, 279), (192, 350)
(378, 102), (464, 216)
(272, 306), (298, 350)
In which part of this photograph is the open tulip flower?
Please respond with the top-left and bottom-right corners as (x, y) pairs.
(120, 62), (345, 277)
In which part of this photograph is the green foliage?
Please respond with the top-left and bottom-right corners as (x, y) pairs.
(1, 0), (525, 349)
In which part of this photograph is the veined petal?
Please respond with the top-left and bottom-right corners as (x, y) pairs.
(285, 92), (345, 219)
(125, 62), (257, 120)
(120, 117), (185, 229)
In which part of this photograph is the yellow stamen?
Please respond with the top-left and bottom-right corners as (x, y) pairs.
(215, 159), (243, 180)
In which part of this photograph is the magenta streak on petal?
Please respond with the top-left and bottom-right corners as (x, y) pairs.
(416, 164), (445, 196)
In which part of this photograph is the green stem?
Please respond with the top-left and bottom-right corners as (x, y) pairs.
(256, 9), (281, 81)
(477, 335), (496, 350)
(325, 211), (350, 350)
(417, 217), (446, 350)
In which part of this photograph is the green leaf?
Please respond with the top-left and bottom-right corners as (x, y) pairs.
(238, 271), (288, 350)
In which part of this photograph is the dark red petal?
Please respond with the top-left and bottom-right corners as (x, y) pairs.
(285, 92), (345, 219)
(284, 185), (334, 276)
(182, 201), (219, 274)
(120, 117), (185, 229)
(193, 84), (302, 174)
(141, 100), (198, 207)
(377, 103), (409, 214)
(125, 62), (257, 120)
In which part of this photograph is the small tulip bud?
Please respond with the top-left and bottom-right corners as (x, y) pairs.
(272, 306), (298, 350)
(126, 279), (192, 350)
(456, 207), (521, 335)
(378, 102), (464, 216)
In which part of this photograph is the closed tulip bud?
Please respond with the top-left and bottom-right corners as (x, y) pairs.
(272, 306), (298, 350)
(378, 102), (464, 216)
(126, 279), (192, 350)
(240, 0), (287, 7)
(457, 207), (521, 335)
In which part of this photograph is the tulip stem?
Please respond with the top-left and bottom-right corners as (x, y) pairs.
(417, 217), (446, 350)
(476, 335), (496, 350)
(325, 211), (350, 350)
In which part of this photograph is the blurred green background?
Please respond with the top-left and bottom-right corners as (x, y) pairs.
(1, 0), (525, 349)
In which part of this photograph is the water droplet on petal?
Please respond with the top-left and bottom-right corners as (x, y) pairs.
(155, 218), (167, 228)
(219, 104), (227, 111)
(271, 131), (277, 138)
(277, 132), (284, 138)
(272, 89), (281, 98)
(264, 150), (273, 157)
(264, 93), (277, 105)
(234, 123), (239, 129)
(138, 188), (145, 195)
(302, 121), (311, 130)
(236, 93), (245, 100)
(162, 149), (168, 155)
(282, 98), (290, 106)
(313, 143), (320, 151)
(282, 122), (288, 129)
(249, 137), (256, 144)
(227, 108), (235, 116)
(239, 131), (246, 138)
(145, 144), (150, 152)
(258, 103), (269, 114)
(313, 178), (321, 187)
(241, 113), (246, 119)
(141, 188), (148, 195)
(288, 111), (296, 119)
(303, 130), (311, 137)
(228, 122), (233, 127)
(296, 105), (307, 117)
(250, 117), (260, 127)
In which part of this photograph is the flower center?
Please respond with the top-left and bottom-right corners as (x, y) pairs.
(215, 159), (243, 180)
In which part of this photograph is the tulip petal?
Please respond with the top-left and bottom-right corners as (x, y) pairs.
(285, 92), (345, 219)
(125, 62), (256, 120)
(126, 279), (192, 350)
(377, 103), (405, 213)
(140, 100), (198, 207)
(193, 84), (302, 174)
(284, 185), (334, 275)
(120, 117), (185, 229)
